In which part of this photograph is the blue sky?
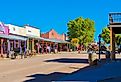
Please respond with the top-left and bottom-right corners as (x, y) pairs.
(0, 0), (121, 41)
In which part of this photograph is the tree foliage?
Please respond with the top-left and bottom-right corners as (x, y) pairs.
(115, 34), (121, 46)
(101, 27), (121, 46)
(67, 17), (95, 46)
(71, 38), (79, 47)
(101, 27), (110, 44)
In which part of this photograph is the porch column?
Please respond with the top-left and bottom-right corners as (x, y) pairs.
(110, 27), (116, 60)
(24, 40), (27, 58)
(24, 40), (27, 52)
(32, 39), (34, 51)
(19, 40), (22, 54)
(69, 43), (71, 52)
(27, 39), (29, 50)
(56, 43), (58, 52)
(7, 40), (10, 52)
(46, 42), (47, 54)
(67, 43), (69, 52)
(11, 41), (14, 51)
(14, 40), (16, 49)
(38, 40), (40, 54)
(1, 39), (3, 57)
(42, 40), (44, 54)
(18, 40), (20, 48)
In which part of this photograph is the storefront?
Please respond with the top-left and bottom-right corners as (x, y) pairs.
(5, 24), (27, 56)
(24, 25), (40, 53)
(0, 22), (9, 57)
(41, 29), (70, 52)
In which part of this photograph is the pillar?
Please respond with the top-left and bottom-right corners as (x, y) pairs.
(66, 43), (68, 52)
(24, 40), (27, 52)
(24, 40), (27, 58)
(18, 40), (20, 47)
(50, 42), (52, 52)
(1, 39), (3, 57)
(32, 39), (34, 51)
(46, 42), (47, 54)
(19, 40), (22, 54)
(7, 40), (10, 52)
(14, 40), (16, 48)
(110, 27), (115, 60)
(27, 39), (29, 50)
(56, 43), (58, 52)
(10, 41), (14, 51)
(38, 40), (40, 54)
(42, 40), (44, 54)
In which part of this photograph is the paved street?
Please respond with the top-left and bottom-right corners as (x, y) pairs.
(0, 52), (120, 82)
(0, 52), (90, 82)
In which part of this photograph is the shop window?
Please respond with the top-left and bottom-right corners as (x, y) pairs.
(52, 32), (54, 38)
(28, 30), (31, 32)
(13, 27), (15, 31)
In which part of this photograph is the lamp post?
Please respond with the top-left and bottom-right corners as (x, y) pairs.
(98, 34), (101, 61)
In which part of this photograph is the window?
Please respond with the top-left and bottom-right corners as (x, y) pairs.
(52, 32), (54, 36)
(28, 30), (31, 32)
(13, 27), (15, 31)
(52, 32), (54, 38)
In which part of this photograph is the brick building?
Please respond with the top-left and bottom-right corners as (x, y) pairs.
(41, 29), (66, 41)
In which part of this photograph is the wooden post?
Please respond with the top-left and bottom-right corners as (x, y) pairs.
(110, 27), (116, 60)
(27, 39), (29, 50)
(67, 43), (69, 52)
(42, 40), (44, 54)
(18, 40), (20, 48)
(38, 40), (40, 54)
(46, 42), (47, 54)
(19, 40), (22, 54)
(24, 41), (26, 52)
(14, 40), (16, 49)
(1, 39), (4, 57)
(7, 40), (10, 52)
(57, 43), (58, 52)
(32, 39), (34, 51)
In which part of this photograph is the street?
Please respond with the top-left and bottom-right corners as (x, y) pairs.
(0, 52), (120, 82)
(0, 52), (89, 82)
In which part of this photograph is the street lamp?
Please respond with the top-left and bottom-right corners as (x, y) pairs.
(98, 34), (101, 61)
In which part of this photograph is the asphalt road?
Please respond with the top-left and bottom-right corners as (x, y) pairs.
(0, 52), (89, 82)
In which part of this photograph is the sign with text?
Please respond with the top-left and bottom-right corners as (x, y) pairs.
(0, 22), (5, 33)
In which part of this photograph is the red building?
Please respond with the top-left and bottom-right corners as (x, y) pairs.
(41, 29), (69, 52)
(41, 29), (66, 41)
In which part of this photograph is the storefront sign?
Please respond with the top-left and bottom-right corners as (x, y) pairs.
(0, 22), (5, 33)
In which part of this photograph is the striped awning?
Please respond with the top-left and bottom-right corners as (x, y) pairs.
(0, 34), (27, 40)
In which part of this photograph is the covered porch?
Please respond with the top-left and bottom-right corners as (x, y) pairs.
(108, 12), (121, 60)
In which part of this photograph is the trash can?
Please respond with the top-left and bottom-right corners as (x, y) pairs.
(88, 51), (98, 65)
(105, 50), (110, 62)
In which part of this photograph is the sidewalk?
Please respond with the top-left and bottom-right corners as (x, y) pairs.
(57, 60), (121, 82)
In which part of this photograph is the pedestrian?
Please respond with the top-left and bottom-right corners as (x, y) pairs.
(105, 50), (111, 62)
(78, 45), (81, 53)
(47, 45), (51, 53)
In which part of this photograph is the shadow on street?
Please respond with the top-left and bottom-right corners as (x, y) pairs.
(44, 58), (89, 63)
(24, 64), (93, 82)
(24, 72), (68, 82)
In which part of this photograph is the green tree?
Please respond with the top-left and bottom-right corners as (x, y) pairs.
(101, 27), (121, 46)
(67, 17), (95, 47)
(101, 27), (110, 44)
(116, 34), (121, 46)
(71, 38), (79, 47)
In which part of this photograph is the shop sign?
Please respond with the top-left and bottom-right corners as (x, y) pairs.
(0, 22), (5, 33)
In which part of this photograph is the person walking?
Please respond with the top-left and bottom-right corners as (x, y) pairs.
(78, 45), (81, 54)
